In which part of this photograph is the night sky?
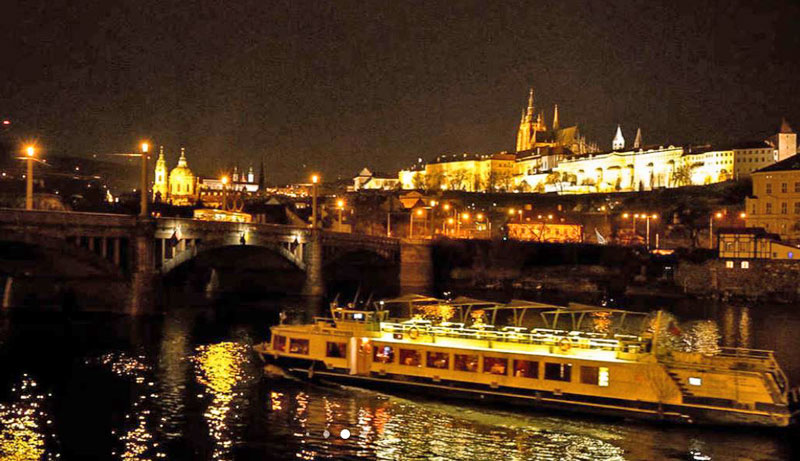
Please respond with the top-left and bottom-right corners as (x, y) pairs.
(3, 0), (799, 184)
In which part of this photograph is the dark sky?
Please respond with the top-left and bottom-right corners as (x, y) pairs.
(3, 0), (799, 184)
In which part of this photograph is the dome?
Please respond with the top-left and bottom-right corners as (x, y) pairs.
(168, 148), (196, 202)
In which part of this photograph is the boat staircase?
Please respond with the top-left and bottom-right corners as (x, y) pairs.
(665, 371), (694, 399)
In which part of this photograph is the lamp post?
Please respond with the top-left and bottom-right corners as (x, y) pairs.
(24, 145), (35, 210)
(220, 176), (229, 210)
(410, 208), (424, 238)
(645, 214), (658, 249)
(336, 199), (345, 229)
(139, 142), (149, 217)
(311, 174), (319, 228)
(710, 211), (723, 249)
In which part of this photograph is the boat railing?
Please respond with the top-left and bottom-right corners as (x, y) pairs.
(380, 322), (644, 352)
(663, 347), (788, 394)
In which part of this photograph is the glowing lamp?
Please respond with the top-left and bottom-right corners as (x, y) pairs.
(141, 142), (149, 153)
(25, 146), (35, 157)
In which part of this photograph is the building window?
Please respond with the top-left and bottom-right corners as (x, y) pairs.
(399, 349), (421, 367)
(544, 363), (572, 382)
(766, 183), (772, 194)
(782, 183), (788, 193)
(741, 261), (750, 269)
(273, 335), (286, 352)
(326, 342), (347, 358)
(725, 261), (734, 269)
(483, 357), (508, 375)
(373, 345), (395, 363)
(795, 182), (800, 193)
(782, 203), (788, 214)
(795, 202), (800, 215)
(289, 338), (309, 355)
(766, 203), (772, 214)
(688, 377), (702, 386)
(426, 351), (449, 369)
(454, 354), (479, 372)
(513, 360), (539, 378)
(724, 242), (734, 252)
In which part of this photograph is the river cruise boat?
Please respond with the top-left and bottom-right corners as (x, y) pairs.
(254, 295), (796, 427)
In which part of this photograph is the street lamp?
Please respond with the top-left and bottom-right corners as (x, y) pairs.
(139, 142), (149, 217)
(311, 174), (319, 229)
(710, 211), (723, 249)
(220, 176), (229, 210)
(24, 145), (35, 210)
(410, 207), (424, 238)
(645, 214), (658, 249)
(337, 199), (345, 229)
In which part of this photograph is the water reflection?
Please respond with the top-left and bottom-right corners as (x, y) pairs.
(97, 352), (166, 460)
(0, 375), (59, 460)
(191, 341), (251, 460)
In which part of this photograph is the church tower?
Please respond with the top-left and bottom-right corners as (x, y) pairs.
(769, 118), (797, 161)
(633, 127), (643, 149)
(153, 146), (168, 201)
(612, 125), (625, 150)
(516, 88), (536, 152)
(552, 104), (559, 131)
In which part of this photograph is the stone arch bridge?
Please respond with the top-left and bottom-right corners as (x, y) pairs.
(0, 209), (432, 314)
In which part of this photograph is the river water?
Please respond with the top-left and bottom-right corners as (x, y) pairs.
(1, 297), (799, 460)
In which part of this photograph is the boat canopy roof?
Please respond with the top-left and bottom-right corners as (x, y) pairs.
(380, 294), (442, 304)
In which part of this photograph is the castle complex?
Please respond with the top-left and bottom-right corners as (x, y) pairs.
(396, 89), (797, 194)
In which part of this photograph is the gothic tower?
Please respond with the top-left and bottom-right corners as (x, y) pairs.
(633, 127), (643, 149)
(612, 125), (625, 150)
(515, 88), (536, 152)
(552, 104), (559, 131)
(153, 146), (168, 201)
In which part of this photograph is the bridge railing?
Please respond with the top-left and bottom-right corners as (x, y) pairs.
(0, 208), (137, 227)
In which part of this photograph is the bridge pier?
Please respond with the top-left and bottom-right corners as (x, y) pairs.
(399, 239), (434, 295)
(128, 218), (156, 315)
(301, 230), (325, 297)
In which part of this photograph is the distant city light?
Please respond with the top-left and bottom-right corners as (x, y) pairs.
(2, 120), (10, 125)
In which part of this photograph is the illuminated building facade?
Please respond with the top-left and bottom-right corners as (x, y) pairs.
(352, 168), (400, 191)
(745, 154), (800, 242)
(424, 152), (516, 192)
(152, 146), (197, 205)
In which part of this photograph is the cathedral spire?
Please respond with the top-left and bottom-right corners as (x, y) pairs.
(526, 88), (534, 120)
(552, 104), (559, 131)
(780, 117), (795, 134)
(538, 110), (546, 131)
(612, 125), (625, 150)
(633, 127), (643, 149)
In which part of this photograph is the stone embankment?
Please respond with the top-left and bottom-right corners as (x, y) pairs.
(675, 260), (800, 303)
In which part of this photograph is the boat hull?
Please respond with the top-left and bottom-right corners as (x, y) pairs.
(261, 355), (792, 428)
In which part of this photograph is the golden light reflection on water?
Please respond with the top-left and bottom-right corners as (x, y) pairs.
(191, 342), (251, 461)
(97, 352), (166, 461)
(0, 375), (59, 461)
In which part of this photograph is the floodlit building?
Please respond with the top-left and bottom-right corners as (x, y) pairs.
(352, 168), (400, 191)
(745, 154), (800, 242)
(152, 146), (197, 205)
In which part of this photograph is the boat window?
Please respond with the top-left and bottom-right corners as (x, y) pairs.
(373, 345), (395, 363)
(289, 338), (309, 355)
(399, 349), (422, 367)
(273, 335), (286, 352)
(544, 362), (572, 382)
(454, 354), (479, 372)
(513, 360), (539, 378)
(599, 367), (609, 386)
(483, 357), (508, 375)
(580, 366), (599, 385)
(426, 351), (449, 369)
(326, 342), (347, 358)
(688, 377), (702, 386)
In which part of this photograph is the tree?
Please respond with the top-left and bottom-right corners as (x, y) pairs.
(412, 172), (426, 190)
(425, 171), (444, 191)
(448, 169), (469, 191)
(671, 164), (693, 187)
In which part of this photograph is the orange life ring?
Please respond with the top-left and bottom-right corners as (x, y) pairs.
(558, 337), (572, 352)
(408, 327), (420, 340)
